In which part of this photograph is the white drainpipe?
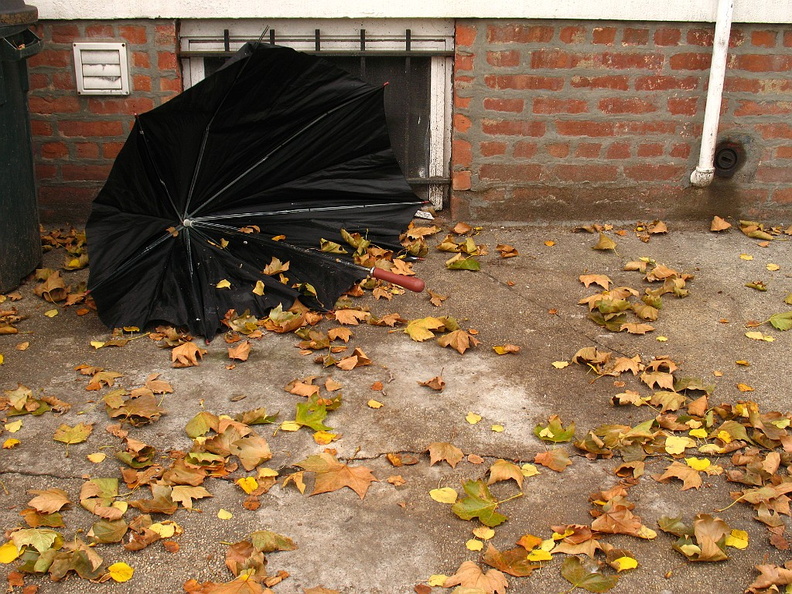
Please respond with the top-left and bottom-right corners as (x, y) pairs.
(690, 0), (734, 187)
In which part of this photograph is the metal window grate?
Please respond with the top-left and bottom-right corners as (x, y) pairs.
(73, 42), (130, 96)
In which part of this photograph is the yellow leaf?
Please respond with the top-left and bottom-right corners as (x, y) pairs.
(44, 309), (58, 318)
(0, 354), (3, 365)
(740, 254), (753, 260)
(521, 464), (540, 477)
(252, 280), (266, 296)
(280, 421), (300, 432)
(87, 452), (107, 463)
(612, 556), (639, 572)
(4, 420), (22, 433)
(698, 444), (724, 455)
(429, 487), (458, 504)
(767, 263), (780, 271)
(0, 542), (20, 564)
(428, 575), (448, 587)
(736, 360), (750, 366)
(216, 279), (231, 289)
(367, 399), (384, 409)
(217, 509), (233, 520)
(236, 476), (259, 494)
(736, 383), (754, 392)
(90, 341), (105, 349)
(107, 562), (134, 583)
(466, 412), (482, 425)
(685, 457), (711, 471)
(312, 430), (340, 445)
(149, 522), (177, 538)
(473, 527), (496, 540)
(551, 361), (569, 369)
(3, 438), (20, 449)
(465, 539), (483, 551)
(257, 467), (279, 478)
(665, 435), (695, 455)
(527, 549), (553, 562)
(491, 424), (504, 433)
(544, 240), (556, 247)
(717, 430), (733, 444)
(725, 529), (749, 550)
(656, 336), (668, 342)
(745, 331), (774, 342)
(689, 428), (708, 439)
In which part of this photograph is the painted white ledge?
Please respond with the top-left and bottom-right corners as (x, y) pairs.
(33, 0), (792, 24)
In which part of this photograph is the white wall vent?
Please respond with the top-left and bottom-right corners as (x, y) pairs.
(73, 42), (130, 95)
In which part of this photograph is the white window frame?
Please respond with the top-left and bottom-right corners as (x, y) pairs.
(178, 19), (453, 209)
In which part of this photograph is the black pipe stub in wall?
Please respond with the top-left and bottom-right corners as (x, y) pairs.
(714, 140), (746, 179)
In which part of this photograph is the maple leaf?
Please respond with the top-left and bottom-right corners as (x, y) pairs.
(53, 422), (93, 445)
(27, 488), (71, 514)
(747, 563), (792, 592)
(445, 253), (481, 270)
(620, 322), (655, 335)
(228, 341), (251, 361)
(487, 459), (524, 489)
(579, 274), (612, 290)
(145, 373), (173, 394)
(653, 461), (702, 490)
(534, 415), (576, 443)
(327, 327), (353, 342)
(428, 290), (447, 307)
(86, 370), (123, 391)
(443, 561), (508, 593)
(172, 342), (207, 368)
(418, 376), (445, 391)
(249, 530), (297, 553)
(483, 543), (537, 577)
(230, 435), (272, 471)
(171, 486), (213, 510)
(437, 329), (480, 354)
(404, 317), (446, 341)
(640, 370), (675, 391)
(296, 452), (378, 499)
(560, 556), (619, 593)
(451, 480), (517, 527)
(534, 448), (572, 472)
(334, 309), (370, 325)
(496, 244), (519, 258)
(591, 498), (656, 539)
(428, 442), (464, 468)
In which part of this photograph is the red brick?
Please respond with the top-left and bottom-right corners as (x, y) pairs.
(575, 143), (601, 158)
(155, 24), (177, 46)
(486, 50), (520, 67)
(87, 97), (155, 115)
(102, 142), (126, 159)
(776, 146), (792, 159)
(452, 170), (471, 191)
(670, 52), (712, 70)
(605, 143), (631, 159)
(36, 164), (57, 179)
(50, 24), (79, 43)
(513, 142), (538, 159)
(454, 95), (471, 109)
(158, 51), (179, 71)
(723, 78), (761, 93)
(533, 97), (588, 114)
(758, 79), (792, 93)
(456, 23), (477, 47)
(623, 28), (650, 46)
(455, 53), (474, 71)
(598, 97), (656, 114)
(592, 27), (616, 45)
(29, 74), (50, 90)
(756, 166), (792, 183)
(41, 141), (68, 159)
(159, 78), (183, 93)
(481, 119), (545, 137)
(635, 76), (699, 91)
(480, 142), (507, 157)
(453, 139), (473, 167)
(546, 143), (570, 158)
(119, 25), (147, 45)
(668, 97), (699, 116)
(751, 30), (777, 48)
(734, 100), (792, 116)
(487, 25), (554, 44)
(28, 49), (70, 68)
(61, 164), (112, 181)
(560, 26), (586, 44)
(551, 164), (619, 182)
(785, 31), (792, 47)
(637, 143), (664, 158)
(771, 187), (792, 204)
(654, 28), (682, 46)
(485, 74), (564, 91)
(133, 74), (152, 92)
(133, 51), (151, 68)
(53, 73), (75, 91)
(733, 54), (792, 73)
(28, 95), (81, 115)
(602, 52), (664, 70)
(86, 24), (114, 38)
(59, 120), (125, 137)
(670, 143), (692, 158)
(530, 48), (577, 69)
(454, 114), (472, 133)
(75, 142), (100, 159)
(30, 119), (52, 136)
(624, 164), (685, 181)
(617, 121), (677, 135)
(557, 121), (615, 137)
(571, 75), (629, 90)
(479, 163), (542, 182)
(483, 98), (524, 113)
(687, 28), (714, 47)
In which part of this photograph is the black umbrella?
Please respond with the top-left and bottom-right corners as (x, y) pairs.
(86, 41), (425, 340)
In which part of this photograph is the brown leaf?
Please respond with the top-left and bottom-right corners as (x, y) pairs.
(496, 244), (519, 258)
(428, 442), (464, 468)
(228, 341), (251, 362)
(27, 488), (71, 514)
(653, 461), (702, 490)
(579, 274), (612, 290)
(297, 452), (378, 499)
(333, 309), (370, 325)
(327, 327), (353, 342)
(418, 376), (445, 391)
(593, 233), (617, 251)
(172, 342), (207, 368)
(452, 222), (473, 235)
(482, 543), (536, 577)
(487, 459), (523, 489)
(534, 448), (572, 472)
(428, 290), (448, 307)
(711, 216), (732, 232)
(443, 561), (508, 594)
(437, 329), (480, 354)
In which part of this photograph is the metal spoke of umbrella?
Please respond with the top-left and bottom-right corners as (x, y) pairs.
(184, 86), (384, 220)
(134, 115), (180, 218)
(191, 200), (425, 223)
(88, 229), (175, 293)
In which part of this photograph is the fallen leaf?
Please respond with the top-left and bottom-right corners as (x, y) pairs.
(593, 233), (617, 251)
(53, 422), (93, 445)
(711, 216), (732, 231)
(418, 376), (445, 391)
(428, 442), (464, 468)
(560, 556), (618, 592)
(443, 561), (508, 593)
(106, 562), (134, 583)
(171, 342), (207, 367)
(534, 448), (572, 472)
(228, 341), (251, 362)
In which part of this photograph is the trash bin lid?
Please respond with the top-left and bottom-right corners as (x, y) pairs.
(0, 0), (37, 27)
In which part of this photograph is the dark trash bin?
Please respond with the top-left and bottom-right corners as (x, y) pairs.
(0, 0), (42, 293)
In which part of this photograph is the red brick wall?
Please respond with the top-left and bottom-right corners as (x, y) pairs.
(28, 20), (182, 224)
(452, 20), (792, 221)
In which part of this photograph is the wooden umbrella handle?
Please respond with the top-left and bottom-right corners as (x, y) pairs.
(371, 267), (425, 292)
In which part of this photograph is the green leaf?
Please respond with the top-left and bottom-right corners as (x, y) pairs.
(319, 238), (348, 254)
(88, 519), (128, 544)
(53, 423), (93, 445)
(445, 253), (481, 271)
(534, 415), (576, 442)
(657, 516), (693, 538)
(768, 311), (792, 331)
(560, 556), (619, 593)
(294, 396), (331, 432)
(250, 530), (298, 553)
(451, 480), (508, 527)
(185, 411), (219, 438)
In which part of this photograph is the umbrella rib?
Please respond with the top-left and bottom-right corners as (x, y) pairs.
(185, 86), (382, 219)
(135, 115), (182, 219)
(88, 231), (175, 293)
(191, 200), (425, 223)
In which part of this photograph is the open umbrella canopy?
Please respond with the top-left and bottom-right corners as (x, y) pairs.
(87, 41), (424, 340)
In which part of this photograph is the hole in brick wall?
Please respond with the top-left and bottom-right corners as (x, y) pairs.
(714, 141), (745, 179)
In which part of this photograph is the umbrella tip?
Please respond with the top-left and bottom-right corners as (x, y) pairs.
(383, 81), (390, 87)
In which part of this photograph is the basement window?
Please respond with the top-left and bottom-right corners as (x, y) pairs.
(178, 19), (453, 208)
(73, 42), (130, 95)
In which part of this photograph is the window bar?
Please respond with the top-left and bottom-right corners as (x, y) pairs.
(269, 29), (275, 45)
(359, 29), (366, 78)
(223, 29), (230, 52)
(404, 29), (413, 182)
(315, 29), (321, 52)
